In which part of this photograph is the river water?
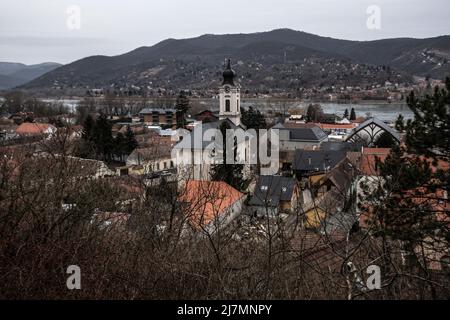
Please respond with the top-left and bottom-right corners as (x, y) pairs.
(48, 99), (414, 123)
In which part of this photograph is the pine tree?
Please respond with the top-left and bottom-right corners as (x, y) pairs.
(306, 104), (324, 122)
(241, 106), (267, 130)
(210, 121), (247, 191)
(114, 132), (127, 162)
(374, 131), (397, 148)
(350, 108), (356, 120)
(344, 108), (349, 119)
(82, 114), (95, 141)
(93, 114), (114, 161)
(365, 77), (450, 267)
(125, 125), (138, 154)
(175, 91), (190, 128)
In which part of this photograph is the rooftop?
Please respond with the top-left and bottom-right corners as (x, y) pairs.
(179, 180), (245, 229)
(249, 175), (297, 207)
(293, 150), (347, 173)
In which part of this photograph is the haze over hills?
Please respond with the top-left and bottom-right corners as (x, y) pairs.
(21, 29), (450, 93)
(0, 62), (62, 90)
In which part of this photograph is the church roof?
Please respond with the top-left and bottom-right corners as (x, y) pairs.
(222, 59), (236, 86)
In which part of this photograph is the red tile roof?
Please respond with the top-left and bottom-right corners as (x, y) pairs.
(179, 180), (245, 229)
(315, 123), (357, 130)
(16, 123), (54, 135)
(360, 148), (391, 175)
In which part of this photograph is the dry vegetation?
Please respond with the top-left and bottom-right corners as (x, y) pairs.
(0, 134), (449, 300)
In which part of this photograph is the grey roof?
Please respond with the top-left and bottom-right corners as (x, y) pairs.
(293, 150), (347, 172)
(139, 108), (176, 114)
(249, 175), (296, 207)
(273, 123), (328, 142)
(321, 141), (363, 152)
(320, 158), (355, 192)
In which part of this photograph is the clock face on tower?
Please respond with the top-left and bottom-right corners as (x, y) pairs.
(224, 86), (230, 93)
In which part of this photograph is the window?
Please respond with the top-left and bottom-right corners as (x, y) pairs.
(170, 161), (174, 168)
(156, 163), (160, 171)
(261, 185), (268, 191)
(225, 99), (230, 112)
(152, 112), (159, 124)
(282, 187), (287, 192)
(237, 100), (239, 112)
(164, 162), (167, 169)
(166, 112), (173, 124)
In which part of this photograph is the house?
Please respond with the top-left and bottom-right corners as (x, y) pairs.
(126, 145), (174, 174)
(354, 148), (391, 227)
(303, 158), (357, 230)
(320, 141), (363, 152)
(178, 180), (245, 234)
(272, 122), (328, 152)
(314, 123), (358, 140)
(194, 110), (219, 123)
(15, 122), (57, 137)
(293, 150), (347, 179)
(248, 175), (298, 216)
(139, 108), (177, 128)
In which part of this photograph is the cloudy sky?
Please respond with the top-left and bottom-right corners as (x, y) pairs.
(0, 0), (448, 65)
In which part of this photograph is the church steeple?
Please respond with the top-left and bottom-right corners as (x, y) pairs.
(219, 59), (241, 126)
(222, 59), (235, 86)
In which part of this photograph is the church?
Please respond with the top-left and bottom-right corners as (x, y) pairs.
(173, 59), (253, 184)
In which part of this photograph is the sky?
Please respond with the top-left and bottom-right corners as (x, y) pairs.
(0, 0), (449, 65)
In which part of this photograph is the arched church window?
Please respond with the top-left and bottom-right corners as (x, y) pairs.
(225, 99), (230, 112)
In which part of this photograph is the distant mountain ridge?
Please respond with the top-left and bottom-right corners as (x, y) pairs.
(0, 62), (62, 90)
(21, 29), (450, 92)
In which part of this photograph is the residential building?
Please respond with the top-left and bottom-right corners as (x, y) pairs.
(248, 175), (299, 216)
(140, 108), (177, 128)
(15, 122), (57, 137)
(178, 180), (245, 234)
(272, 122), (328, 152)
(293, 149), (347, 179)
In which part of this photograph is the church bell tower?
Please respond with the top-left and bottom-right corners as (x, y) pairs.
(219, 59), (241, 126)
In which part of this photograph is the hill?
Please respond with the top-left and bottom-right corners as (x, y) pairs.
(0, 62), (62, 90)
(21, 29), (450, 93)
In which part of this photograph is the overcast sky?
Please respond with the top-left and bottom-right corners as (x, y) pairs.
(0, 0), (449, 65)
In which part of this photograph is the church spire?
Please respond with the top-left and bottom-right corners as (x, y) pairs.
(222, 59), (235, 86)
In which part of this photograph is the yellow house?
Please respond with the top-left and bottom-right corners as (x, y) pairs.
(304, 207), (326, 229)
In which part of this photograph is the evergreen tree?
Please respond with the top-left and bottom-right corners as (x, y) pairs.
(82, 114), (95, 141)
(365, 77), (450, 269)
(344, 108), (349, 119)
(125, 125), (138, 154)
(93, 114), (114, 161)
(350, 108), (356, 120)
(306, 104), (324, 122)
(114, 132), (127, 162)
(175, 91), (190, 128)
(241, 106), (267, 130)
(210, 121), (247, 191)
(374, 131), (398, 148)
